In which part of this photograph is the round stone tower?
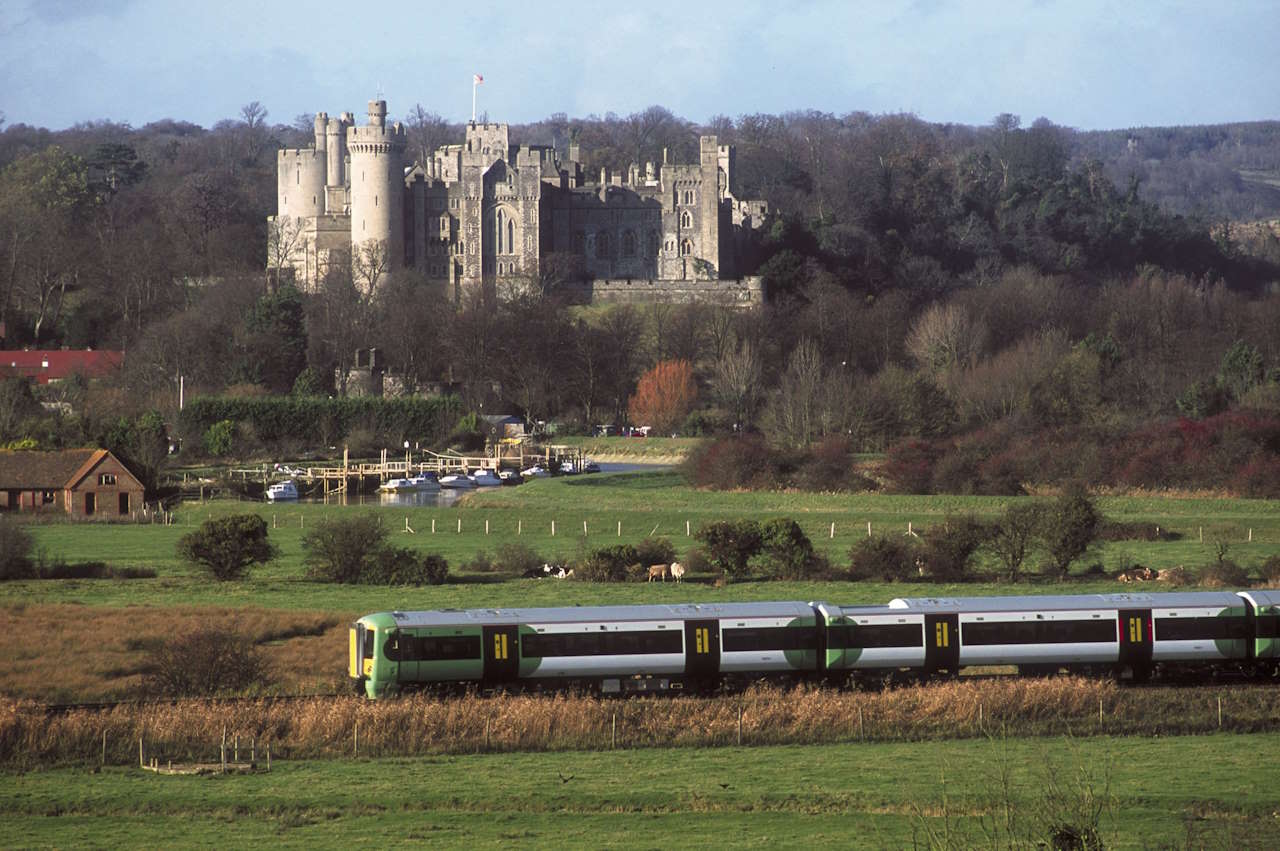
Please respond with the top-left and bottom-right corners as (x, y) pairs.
(275, 111), (328, 220)
(346, 99), (407, 273)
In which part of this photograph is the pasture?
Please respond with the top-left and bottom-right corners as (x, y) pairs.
(3, 734), (1279, 848)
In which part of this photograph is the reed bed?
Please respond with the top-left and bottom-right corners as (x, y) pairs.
(4, 678), (1279, 769)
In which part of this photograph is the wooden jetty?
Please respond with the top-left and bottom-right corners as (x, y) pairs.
(233, 441), (587, 497)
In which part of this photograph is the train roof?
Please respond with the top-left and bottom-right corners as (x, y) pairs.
(365, 600), (818, 628)
(1238, 589), (1280, 607)
(885, 591), (1245, 613)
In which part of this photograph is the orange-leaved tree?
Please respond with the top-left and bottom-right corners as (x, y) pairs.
(628, 359), (697, 435)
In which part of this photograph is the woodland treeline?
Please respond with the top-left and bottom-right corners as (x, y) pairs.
(1, 104), (1278, 494)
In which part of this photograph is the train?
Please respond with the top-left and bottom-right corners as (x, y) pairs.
(348, 589), (1280, 698)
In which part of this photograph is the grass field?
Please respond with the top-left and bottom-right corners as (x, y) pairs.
(3, 734), (1279, 848)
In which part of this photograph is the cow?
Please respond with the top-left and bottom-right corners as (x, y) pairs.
(669, 562), (685, 583)
(647, 563), (670, 582)
(1116, 566), (1157, 583)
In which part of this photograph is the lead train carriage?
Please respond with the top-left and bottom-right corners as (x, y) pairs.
(349, 591), (1280, 698)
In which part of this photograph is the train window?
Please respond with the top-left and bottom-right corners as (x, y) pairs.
(962, 619), (1115, 646)
(522, 630), (683, 657)
(363, 630), (375, 658)
(1154, 616), (1250, 641)
(394, 634), (482, 661)
(1258, 615), (1280, 639)
(829, 623), (922, 649)
(722, 627), (815, 652)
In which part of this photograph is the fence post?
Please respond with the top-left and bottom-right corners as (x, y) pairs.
(267, 743), (271, 772)
(611, 713), (616, 750)
(221, 726), (227, 774)
(1099, 697), (1103, 724)
(457, 518), (462, 533)
(552, 521), (556, 536)
(486, 519), (490, 535)
(138, 735), (143, 768)
(867, 521), (872, 537)
(101, 730), (106, 766)
(686, 520), (690, 537)
(518, 519), (522, 535)
(484, 718), (491, 751)
(1218, 696), (1223, 728)
(829, 522), (835, 539)
(234, 735), (239, 763)
(432, 518), (436, 534)
(858, 707), (864, 740)
(737, 705), (743, 746)
(617, 521), (621, 537)
(583, 520), (588, 535)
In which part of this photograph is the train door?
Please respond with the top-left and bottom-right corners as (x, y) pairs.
(1117, 608), (1153, 679)
(483, 625), (520, 684)
(684, 619), (720, 685)
(924, 614), (960, 674)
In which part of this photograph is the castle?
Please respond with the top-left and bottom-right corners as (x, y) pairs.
(269, 100), (768, 303)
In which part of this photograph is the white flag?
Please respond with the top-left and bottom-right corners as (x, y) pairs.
(474, 73), (484, 85)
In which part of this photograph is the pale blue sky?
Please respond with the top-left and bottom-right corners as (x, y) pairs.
(2, 0), (1277, 131)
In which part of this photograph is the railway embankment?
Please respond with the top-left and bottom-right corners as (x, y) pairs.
(4, 678), (1278, 768)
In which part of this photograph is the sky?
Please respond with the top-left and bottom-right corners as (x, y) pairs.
(2, 0), (1278, 133)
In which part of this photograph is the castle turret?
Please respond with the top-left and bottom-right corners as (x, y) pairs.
(275, 112), (328, 222)
(347, 99), (407, 277)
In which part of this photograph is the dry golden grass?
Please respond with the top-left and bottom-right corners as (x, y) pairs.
(4, 678), (1279, 768)
(0, 604), (348, 702)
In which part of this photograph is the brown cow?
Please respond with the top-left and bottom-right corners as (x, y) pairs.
(647, 563), (670, 582)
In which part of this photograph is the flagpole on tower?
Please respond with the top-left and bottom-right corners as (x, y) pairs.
(472, 73), (483, 122)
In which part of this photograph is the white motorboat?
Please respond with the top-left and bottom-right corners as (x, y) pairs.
(439, 471), (476, 489)
(470, 469), (502, 487)
(520, 464), (551, 478)
(583, 459), (601, 474)
(266, 480), (299, 501)
(498, 469), (523, 485)
(408, 472), (440, 491)
(379, 477), (418, 493)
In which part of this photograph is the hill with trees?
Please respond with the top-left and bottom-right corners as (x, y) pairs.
(1, 104), (1278, 495)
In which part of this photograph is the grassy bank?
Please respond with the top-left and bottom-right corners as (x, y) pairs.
(3, 733), (1278, 847)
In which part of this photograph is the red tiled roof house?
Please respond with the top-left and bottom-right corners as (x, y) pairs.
(0, 350), (124, 384)
(0, 449), (144, 518)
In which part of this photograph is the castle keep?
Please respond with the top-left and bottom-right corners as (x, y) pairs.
(270, 100), (767, 302)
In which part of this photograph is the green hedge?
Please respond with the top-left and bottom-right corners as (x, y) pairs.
(177, 395), (462, 446)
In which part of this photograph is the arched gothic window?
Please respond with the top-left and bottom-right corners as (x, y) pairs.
(680, 210), (692, 229)
(622, 230), (636, 258)
(680, 239), (692, 257)
(596, 231), (611, 259)
(507, 220), (514, 254)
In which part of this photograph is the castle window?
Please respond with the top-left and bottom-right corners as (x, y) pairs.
(682, 189), (695, 204)
(507, 220), (514, 254)
(495, 209), (504, 253)
(622, 230), (636, 258)
(665, 239), (674, 253)
(648, 231), (660, 257)
(680, 239), (692, 257)
(680, 211), (692, 229)
(596, 231), (611, 259)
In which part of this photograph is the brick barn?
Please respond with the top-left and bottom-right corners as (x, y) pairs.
(0, 449), (145, 519)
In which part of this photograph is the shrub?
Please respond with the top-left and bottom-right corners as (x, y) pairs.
(0, 517), (35, 580)
(177, 513), (277, 581)
(883, 438), (944, 494)
(364, 549), (449, 585)
(1039, 486), (1101, 578)
(576, 544), (638, 583)
(302, 514), (390, 583)
(635, 537), (676, 568)
(987, 501), (1044, 582)
(1200, 560), (1250, 588)
(1259, 556), (1280, 584)
(682, 434), (776, 490)
(461, 551), (497, 573)
(753, 518), (820, 580)
(494, 542), (544, 574)
(202, 419), (236, 457)
(143, 625), (271, 697)
(918, 515), (988, 581)
(848, 535), (919, 581)
(695, 520), (763, 578)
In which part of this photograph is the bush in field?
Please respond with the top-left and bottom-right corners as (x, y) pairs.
(176, 514), (277, 581)
(493, 542), (542, 575)
(1199, 560), (1249, 588)
(987, 501), (1044, 582)
(695, 520), (763, 578)
(848, 535), (919, 581)
(202, 419), (236, 457)
(144, 625), (271, 697)
(302, 514), (450, 585)
(1260, 556), (1280, 584)
(918, 515), (988, 581)
(0, 517), (35, 580)
(682, 433), (777, 490)
(1039, 487), (1101, 578)
(576, 544), (638, 582)
(635, 537), (676, 568)
(882, 438), (944, 494)
(752, 518), (821, 580)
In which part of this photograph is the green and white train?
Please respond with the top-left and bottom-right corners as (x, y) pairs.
(349, 590), (1280, 698)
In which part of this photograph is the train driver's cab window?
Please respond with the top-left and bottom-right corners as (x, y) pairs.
(363, 629), (376, 659)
